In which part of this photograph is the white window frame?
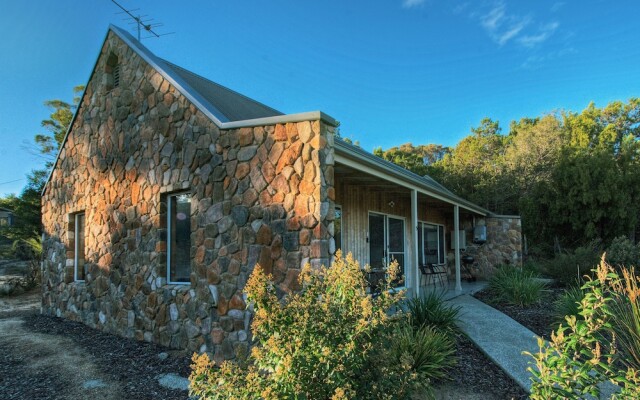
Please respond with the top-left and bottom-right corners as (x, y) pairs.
(74, 212), (85, 282)
(367, 211), (407, 290)
(418, 220), (447, 266)
(166, 192), (192, 285)
(334, 204), (342, 254)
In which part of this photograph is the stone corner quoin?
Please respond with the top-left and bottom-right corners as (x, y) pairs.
(41, 30), (336, 362)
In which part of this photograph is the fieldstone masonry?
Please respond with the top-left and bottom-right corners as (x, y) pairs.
(41, 31), (334, 360)
(456, 216), (523, 278)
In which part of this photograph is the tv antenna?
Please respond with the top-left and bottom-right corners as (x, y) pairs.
(110, 0), (174, 40)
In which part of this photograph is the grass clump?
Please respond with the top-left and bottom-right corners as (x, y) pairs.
(405, 291), (460, 334)
(488, 265), (547, 306)
(551, 285), (584, 327)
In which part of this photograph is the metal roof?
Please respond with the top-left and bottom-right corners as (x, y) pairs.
(159, 60), (284, 122)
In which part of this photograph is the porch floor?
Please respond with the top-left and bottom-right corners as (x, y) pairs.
(418, 279), (487, 301)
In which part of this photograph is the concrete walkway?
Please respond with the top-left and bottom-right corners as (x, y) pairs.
(448, 294), (540, 393)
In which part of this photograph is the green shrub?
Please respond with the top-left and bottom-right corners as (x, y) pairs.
(189, 251), (428, 400)
(606, 236), (639, 270)
(488, 266), (547, 306)
(608, 266), (640, 371)
(542, 244), (600, 286)
(389, 323), (456, 398)
(551, 285), (584, 327)
(525, 257), (640, 399)
(405, 291), (460, 334)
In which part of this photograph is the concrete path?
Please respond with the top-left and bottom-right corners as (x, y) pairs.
(448, 294), (539, 393)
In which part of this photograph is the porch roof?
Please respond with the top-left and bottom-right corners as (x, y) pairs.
(334, 139), (491, 216)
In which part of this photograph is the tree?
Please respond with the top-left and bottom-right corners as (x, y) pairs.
(32, 85), (84, 165)
(373, 143), (450, 176)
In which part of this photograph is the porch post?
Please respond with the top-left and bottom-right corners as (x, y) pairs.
(411, 189), (419, 298)
(454, 204), (462, 292)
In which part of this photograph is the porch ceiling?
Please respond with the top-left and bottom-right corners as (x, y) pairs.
(335, 162), (464, 211)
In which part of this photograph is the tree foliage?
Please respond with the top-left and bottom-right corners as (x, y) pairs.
(373, 98), (640, 251)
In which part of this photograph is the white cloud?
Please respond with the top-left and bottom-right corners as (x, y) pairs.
(479, 3), (530, 46)
(480, 4), (506, 31)
(402, 0), (426, 9)
(521, 46), (575, 69)
(518, 22), (559, 47)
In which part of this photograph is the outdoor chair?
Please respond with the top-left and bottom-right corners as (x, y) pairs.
(419, 263), (448, 288)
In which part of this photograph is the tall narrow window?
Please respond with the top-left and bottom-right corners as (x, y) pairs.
(74, 213), (86, 281)
(334, 206), (342, 253)
(167, 192), (192, 284)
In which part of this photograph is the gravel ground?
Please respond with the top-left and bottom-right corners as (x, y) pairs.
(0, 290), (191, 400)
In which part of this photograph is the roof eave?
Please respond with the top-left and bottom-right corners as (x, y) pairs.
(334, 139), (491, 216)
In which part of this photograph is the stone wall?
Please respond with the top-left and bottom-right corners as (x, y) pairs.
(41, 31), (334, 361)
(461, 216), (523, 278)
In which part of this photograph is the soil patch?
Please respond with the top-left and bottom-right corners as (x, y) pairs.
(0, 299), (191, 399)
(434, 334), (528, 400)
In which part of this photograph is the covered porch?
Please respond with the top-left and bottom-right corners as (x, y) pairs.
(331, 141), (491, 297)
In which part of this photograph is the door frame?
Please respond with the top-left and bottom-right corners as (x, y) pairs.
(367, 211), (407, 289)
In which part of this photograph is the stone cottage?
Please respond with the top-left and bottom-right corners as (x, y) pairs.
(41, 25), (522, 360)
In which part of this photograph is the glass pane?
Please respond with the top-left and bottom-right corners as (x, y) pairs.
(389, 253), (405, 287)
(387, 217), (404, 253)
(417, 222), (424, 265)
(76, 213), (85, 281)
(170, 194), (191, 283)
(334, 207), (342, 253)
(438, 225), (446, 264)
(369, 213), (385, 269)
(424, 224), (438, 265)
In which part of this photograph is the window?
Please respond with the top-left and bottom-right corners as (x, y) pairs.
(334, 206), (342, 253)
(167, 192), (192, 284)
(418, 222), (446, 266)
(74, 213), (86, 281)
(105, 52), (120, 90)
(113, 64), (121, 88)
(0, 217), (8, 227)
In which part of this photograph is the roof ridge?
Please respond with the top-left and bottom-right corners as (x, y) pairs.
(159, 59), (284, 117)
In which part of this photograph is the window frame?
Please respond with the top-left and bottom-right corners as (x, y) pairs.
(166, 191), (192, 285)
(74, 212), (86, 282)
(418, 221), (447, 266)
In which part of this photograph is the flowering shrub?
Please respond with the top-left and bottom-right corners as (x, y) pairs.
(189, 251), (437, 399)
(525, 256), (640, 399)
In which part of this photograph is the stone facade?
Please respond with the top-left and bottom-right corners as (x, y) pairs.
(41, 31), (333, 361)
(457, 216), (523, 278)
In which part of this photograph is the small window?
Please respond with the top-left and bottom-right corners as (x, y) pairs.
(105, 52), (120, 91)
(334, 205), (342, 253)
(74, 213), (86, 281)
(0, 217), (8, 227)
(167, 192), (192, 284)
(419, 222), (446, 266)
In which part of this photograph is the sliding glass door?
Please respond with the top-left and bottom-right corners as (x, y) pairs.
(368, 212), (405, 287)
(418, 222), (446, 266)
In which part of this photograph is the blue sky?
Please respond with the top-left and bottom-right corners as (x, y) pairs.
(1, 0), (639, 196)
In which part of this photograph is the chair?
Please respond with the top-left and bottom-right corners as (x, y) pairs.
(419, 263), (448, 288)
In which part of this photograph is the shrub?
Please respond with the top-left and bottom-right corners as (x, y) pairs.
(608, 266), (640, 371)
(551, 285), (584, 327)
(405, 291), (460, 334)
(388, 323), (456, 398)
(606, 236), (639, 270)
(189, 251), (429, 400)
(488, 266), (547, 306)
(542, 244), (601, 286)
(525, 257), (640, 399)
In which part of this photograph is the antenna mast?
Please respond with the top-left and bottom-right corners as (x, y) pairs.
(110, 0), (174, 40)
